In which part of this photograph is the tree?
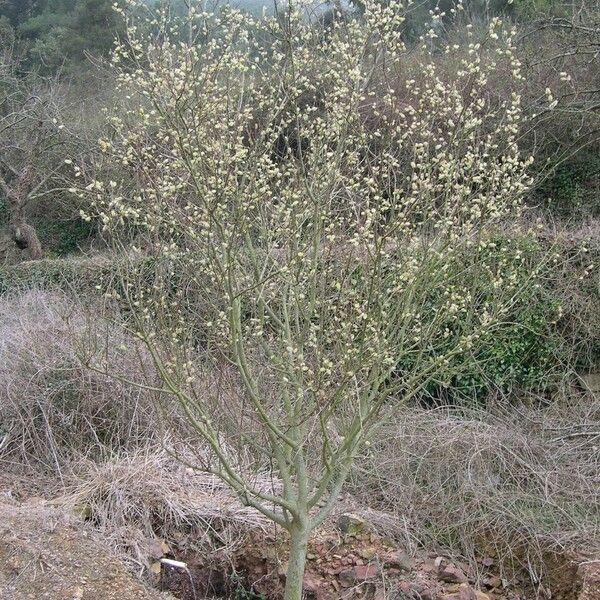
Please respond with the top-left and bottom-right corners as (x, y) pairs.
(82, 3), (536, 598)
(0, 0), (41, 27)
(0, 50), (72, 259)
(2, 0), (124, 72)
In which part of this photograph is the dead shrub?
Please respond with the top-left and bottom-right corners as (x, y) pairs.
(0, 290), (165, 474)
(349, 396), (600, 583)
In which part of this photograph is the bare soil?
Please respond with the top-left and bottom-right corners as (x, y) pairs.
(0, 498), (171, 600)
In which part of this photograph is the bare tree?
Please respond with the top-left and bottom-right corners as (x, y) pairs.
(0, 49), (73, 260)
(517, 0), (600, 171)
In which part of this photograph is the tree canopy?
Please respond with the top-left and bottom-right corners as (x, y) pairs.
(1, 0), (124, 72)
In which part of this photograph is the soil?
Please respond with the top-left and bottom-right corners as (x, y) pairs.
(0, 498), (172, 600)
(545, 552), (600, 600)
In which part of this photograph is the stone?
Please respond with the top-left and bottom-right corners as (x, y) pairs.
(397, 581), (412, 594)
(440, 583), (477, 600)
(354, 564), (379, 580)
(336, 513), (368, 536)
(384, 549), (413, 571)
(397, 581), (436, 600)
(410, 583), (438, 600)
(146, 540), (165, 560)
(337, 563), (379, 585)
(483, 574), (502, 589)
(338, 569), (355, 588)
(435, 557), (468, 584)
(301, 573), (321, 594)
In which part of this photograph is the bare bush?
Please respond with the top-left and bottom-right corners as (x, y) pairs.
(348, 397), (600, 582)
(0, 290), (165, 474)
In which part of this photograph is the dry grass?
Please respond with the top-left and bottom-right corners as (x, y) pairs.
(57, 450), (270, 576)
(348, 396), (600, 583)
(0, 289), (165, 475)
(1, 289), (598, 589)
(0, 290), (276, 582)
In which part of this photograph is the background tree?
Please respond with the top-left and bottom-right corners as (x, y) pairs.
(0, 0), (124, 73)
(0, 50), (75, 259)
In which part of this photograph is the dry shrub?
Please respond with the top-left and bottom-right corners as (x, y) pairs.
(0, 291), (274, 578)
(349, 396), (600, 582)
(0, 289), (166, 474)
(549, 223), (600, 371)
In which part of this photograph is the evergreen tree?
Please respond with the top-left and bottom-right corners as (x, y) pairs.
(0, 0), (123, 72)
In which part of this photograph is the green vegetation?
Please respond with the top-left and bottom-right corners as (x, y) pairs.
(1, 0), (124, 72)
(538, 154), (600, 218)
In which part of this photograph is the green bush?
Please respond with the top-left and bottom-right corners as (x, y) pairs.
(0, 256), (113, 296)
(537, 155), (600, 219)
(37, 216), (97, 257)
(511, 0), (564, 20)
(230, 572), (266, 600)
(392, 235), (564, 406)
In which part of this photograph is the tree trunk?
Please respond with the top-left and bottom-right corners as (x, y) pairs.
(0, 119), (47, 261)
(10, 220), (42, 259)
(6, 182), (43, 260)
(284, 524), (310, 600)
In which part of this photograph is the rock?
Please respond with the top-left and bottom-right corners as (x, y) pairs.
(146, 540), (166, 560)
(301, 572), (321, 594)
(397, 581), (412, 594)
(407, 583), (438, 600)
(336, 513), (368, 536)
(440, 583), (477, 600)
(398, 581), (427, 598)
(354, 564), (379, 580)
(338, 569), (355, 588)
(337, 563), (379, 586)
(384, 549), (413, 571)
(483, 574), (502, 589)
(435, 557), (468, 584)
